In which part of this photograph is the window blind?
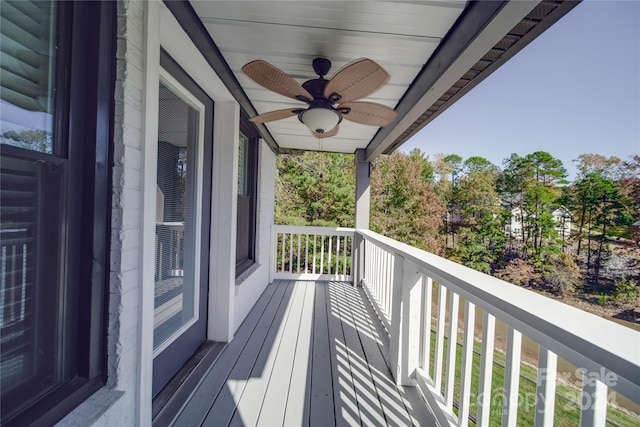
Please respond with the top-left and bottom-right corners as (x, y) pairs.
(0, 1), (55, 114)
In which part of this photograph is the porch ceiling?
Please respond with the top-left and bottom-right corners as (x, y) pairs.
(187, 0), (578, 159)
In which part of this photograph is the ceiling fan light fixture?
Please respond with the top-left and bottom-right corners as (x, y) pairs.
(299, 107), (341, 134)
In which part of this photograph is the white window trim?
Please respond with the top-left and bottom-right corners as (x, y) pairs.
(139, 2), (239, 424)
(151, 70), (206, 357)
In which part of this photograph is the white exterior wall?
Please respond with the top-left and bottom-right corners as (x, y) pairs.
(58, 1), (146, 425)
(58, 1), (276, 425)
(233, 140), (276, 332)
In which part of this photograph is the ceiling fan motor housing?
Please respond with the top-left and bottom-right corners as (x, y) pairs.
(312, 57), (331, 77)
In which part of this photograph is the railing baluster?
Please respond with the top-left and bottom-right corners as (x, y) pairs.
(387, 252), (393, 317)
(477, 311), (495, 427)
(380, 247), (385, 312)
(320, 235), (325, 274)
(297, 233), (301, 273)
(343, 236), (348, 276)
(312, 234), (317, 275)
(335, 235), (340, 275)
(289, 232), (294, 273)
(458, 300), (475, 427)
(535, 346), (557, 427)
(580, 377), (607, 427)
(444, 291), (460, 410)
(377, 245), (382, 308)
(420, 275), (433, 376)
(434, 284), (447, 393)
(280, 233), (285, 272)
(304, 234), (309, 273)
(328, 235), (332, 275)
(502, 326), (522, 426)
(378, 246), (382, 308)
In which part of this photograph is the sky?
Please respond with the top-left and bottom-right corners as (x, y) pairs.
(399, 0), (640, 182)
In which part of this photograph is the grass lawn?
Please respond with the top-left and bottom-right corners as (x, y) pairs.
(425, 329), (639, 426)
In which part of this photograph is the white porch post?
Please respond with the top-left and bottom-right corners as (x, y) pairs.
(354, 149), (370, 286)
(355, 149), (370, 229)
(389, 255), (422, 386)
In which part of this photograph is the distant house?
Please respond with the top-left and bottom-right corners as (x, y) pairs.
(504, 206), (572, 240)
(550, 206), (573, 240)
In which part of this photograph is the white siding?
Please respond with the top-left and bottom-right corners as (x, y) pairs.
(58, 1), (278, 424)
(58, 0), (146, 425)
(233, 140), (277, 332)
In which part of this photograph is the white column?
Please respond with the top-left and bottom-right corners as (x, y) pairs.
(354, 149), (371, 230)
(389, 256), (422, 386)
(353, 149), (370, 286)
(208, 100), (239, 342)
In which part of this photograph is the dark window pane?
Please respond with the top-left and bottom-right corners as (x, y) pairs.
(236, 135), (257, 275)
(0, 147), (65, 420)
(154, 81), (201, 350)
(237, 133), (248, 196)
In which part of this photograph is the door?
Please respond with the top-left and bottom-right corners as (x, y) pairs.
(152, 50), (213, 395)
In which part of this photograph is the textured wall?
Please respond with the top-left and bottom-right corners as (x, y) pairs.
(58, 0), (144, 424)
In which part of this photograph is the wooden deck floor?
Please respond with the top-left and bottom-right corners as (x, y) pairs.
(171, 280), (436, 426)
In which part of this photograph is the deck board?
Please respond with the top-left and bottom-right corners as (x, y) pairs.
(330, 282), (387, 427)
(172, 280), (436, 427)
(227, 281), (299, 426)
(308, 282), (335, 427)
(172, 280), (282, 426)
(257, 281), (309, 426)
(283, 281), (315, 426)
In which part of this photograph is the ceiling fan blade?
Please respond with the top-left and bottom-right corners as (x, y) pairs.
(340, 102), (397, 127)
(324, 59), (389, 103)
(249, 108), (300, 123)
(311, 125), (339, 139)
(242, 60), (313, 101)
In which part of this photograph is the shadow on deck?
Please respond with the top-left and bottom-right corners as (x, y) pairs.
(165, 280), (436, 426)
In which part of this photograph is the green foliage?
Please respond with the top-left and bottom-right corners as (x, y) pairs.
(598, 293), (608, 305)
(448, 230), (494, 274)
(495, 258), (540, 287)
(542, 253), (582, 295)
(274, 150), (637, 301)
(370, 152), (445, 253)
(1, 129), (53, 153)
(614, 275), (639, 303)
(275, 152), (355, 227)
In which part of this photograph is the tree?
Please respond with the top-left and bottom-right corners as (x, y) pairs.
(523, 151), (567, 253)
(370, 153), (445, 253)
(1, 129), (53, 153)
(499, 153), (533, 253)
(590, 175), (623, 284)
(408, 148), (435, 183)
(542, 253), (582, 297)
(433, 153), (463, 247)
(495, 258), (540, 287)
(275, 152), (355, 226)
(574, 153), (622, 181)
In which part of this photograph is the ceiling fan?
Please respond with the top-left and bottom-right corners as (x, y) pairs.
(242, 57), (397, 138)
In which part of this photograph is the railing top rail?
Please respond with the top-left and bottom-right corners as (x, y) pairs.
(356, 228), (640, 398)
(273, 225), (355, 235)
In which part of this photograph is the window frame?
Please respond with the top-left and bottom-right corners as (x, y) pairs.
(235, 114), (259, 277)
(0, 2), (115, 425)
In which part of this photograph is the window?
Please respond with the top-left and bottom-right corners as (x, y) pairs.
(0, 2), (114, 425)
(236, 117), (258, 276)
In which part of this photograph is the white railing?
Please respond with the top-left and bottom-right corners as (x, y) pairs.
(356, 229), (640, 427)
(271, 225), (354, 282)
